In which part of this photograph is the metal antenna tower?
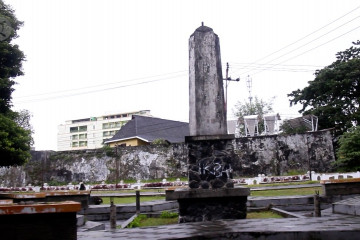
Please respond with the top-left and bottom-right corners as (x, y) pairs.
(246, 75), (253, 104)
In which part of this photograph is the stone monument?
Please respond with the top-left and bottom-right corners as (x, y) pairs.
(189, 22), (227, 136)
(166, 24), (249, 223)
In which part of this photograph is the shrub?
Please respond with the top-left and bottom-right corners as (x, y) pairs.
(160, 211), (178, 218)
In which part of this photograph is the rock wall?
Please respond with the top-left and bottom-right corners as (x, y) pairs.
(0, 130), (335, 187)
(235, 130), (335, 176)
(0, 144), (188, 187)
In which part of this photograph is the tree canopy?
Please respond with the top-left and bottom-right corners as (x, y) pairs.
(233, 96), (274, 135)
(0, 0), (25, 114)
(288, 41), (360, 136)
(0, 0), (31, 167)
(336, 126), (360, 171)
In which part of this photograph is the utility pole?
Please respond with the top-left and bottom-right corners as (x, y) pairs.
(223, 62), (240, 113)
(246, 75), (253, 105)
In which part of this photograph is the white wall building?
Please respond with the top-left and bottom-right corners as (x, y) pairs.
(57, 110), (151, 151)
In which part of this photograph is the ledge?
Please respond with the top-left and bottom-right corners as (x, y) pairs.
(0, 190), (91, 199)
(320, 178), (360, 184)
(0, 201), (81, 215)
(165, 187), (250, 200)
(185, 134), (235, 142)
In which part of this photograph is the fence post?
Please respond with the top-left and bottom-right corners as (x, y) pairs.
(314, 190), (321, 217)
(136, 190), (140, 214)
(110, 197), (117, 229)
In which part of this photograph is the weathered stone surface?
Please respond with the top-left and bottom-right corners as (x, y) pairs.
(0, 131), (335, 187)
(189, 25), (227, 136)
(187, 137), (238, 189)
(235, 130), (335, 176)
(0, 144), (188, 186)
(166, 188), (250, 200)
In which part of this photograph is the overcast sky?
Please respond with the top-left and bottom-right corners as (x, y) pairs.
(8, 0), (360, 150)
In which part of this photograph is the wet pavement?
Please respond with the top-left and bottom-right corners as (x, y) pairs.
(78, 185), (360, 239)
(78, 213), (360, 240)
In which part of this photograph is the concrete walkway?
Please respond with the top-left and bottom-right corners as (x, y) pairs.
(78, 213), (360, 240)
(78, 185), (360, 239)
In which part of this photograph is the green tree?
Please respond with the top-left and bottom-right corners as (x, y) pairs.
(233, 96), (274, 135)
(0, 1), (25, 114)
(0, 1), (30, 166)
(0, 114), (31, 166)
(335, 126), (360, 171)
(13, 109), (34, 146)
(288, 41), (360, 136)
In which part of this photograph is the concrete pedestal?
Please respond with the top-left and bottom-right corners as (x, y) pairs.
(166, 188), (250, 223)
(0, 201), (81, 240)
(321, 178), (360, 196)
(0, 190), (91, 209)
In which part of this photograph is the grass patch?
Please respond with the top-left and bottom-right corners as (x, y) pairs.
(247, 211), (283, 219)
(92, 189), (166, 194)
(136, 217), (178, 227)
(101, 196), (165, 205)
(126, 210), (282, 228)
(247, 180), (319, 188)
(251, 187), (322, 197)
(126, 211), (179, 228)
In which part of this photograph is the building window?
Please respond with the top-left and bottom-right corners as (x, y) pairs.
(79, 125), (87, 132)
(79, 133), (87, 139)
(72, 142), (79, 147)
(79, 141), (87, 147)
(72, 135), (78, 140)
(103, 123), (109, 129)
(70, 125), (87, 133)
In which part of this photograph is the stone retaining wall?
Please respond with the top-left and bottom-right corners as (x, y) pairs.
(0, 130), (335, 187)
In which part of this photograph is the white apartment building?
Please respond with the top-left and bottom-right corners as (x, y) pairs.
(57, 110), (151, 151)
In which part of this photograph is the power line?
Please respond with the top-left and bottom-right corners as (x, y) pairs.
(14, 71), (187, 104)
(229, 62), (325, 68)
(233, 4), (360, 77)
(250, 24), (360, 76)
(243, 15), (360, 76)
(15, 70), (187, 99)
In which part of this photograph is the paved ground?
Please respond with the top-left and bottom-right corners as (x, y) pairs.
(78, 185), (360, 239)
(78, 212), (360, 240)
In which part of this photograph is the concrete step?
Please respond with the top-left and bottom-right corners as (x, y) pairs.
(332, 196), (360, 216)
(77, 221), (105, 232)
(77, 214), (85, 227)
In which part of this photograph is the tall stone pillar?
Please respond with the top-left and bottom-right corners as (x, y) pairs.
(189, 24), (227, 136)
(166, 24), (249, 224)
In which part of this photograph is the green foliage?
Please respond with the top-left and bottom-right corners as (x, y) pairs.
(127, 213), (179, 228)
(285, 169), (306, 176)
(280, 120), (308, 135)
(127, 214), (147, 228)
(335, 126), (360, 171)
(151, 138), (169, 145)
(0, 1), (31, 167)
(102, 145), (115, 157)
(160, 211), (178, 218)
(233, 96), (274, 135)
(0, 114), (31, 166)
(250, 187), (322, 197)
(288, 41), (360, 137)
(0, 1), (25, 114)
(101, 196), (165, 205)
(247, 211), (283, 219)
(13, 109), (34, 146)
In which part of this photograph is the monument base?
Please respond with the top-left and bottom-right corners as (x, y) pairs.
(166, 187), (250, 223)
